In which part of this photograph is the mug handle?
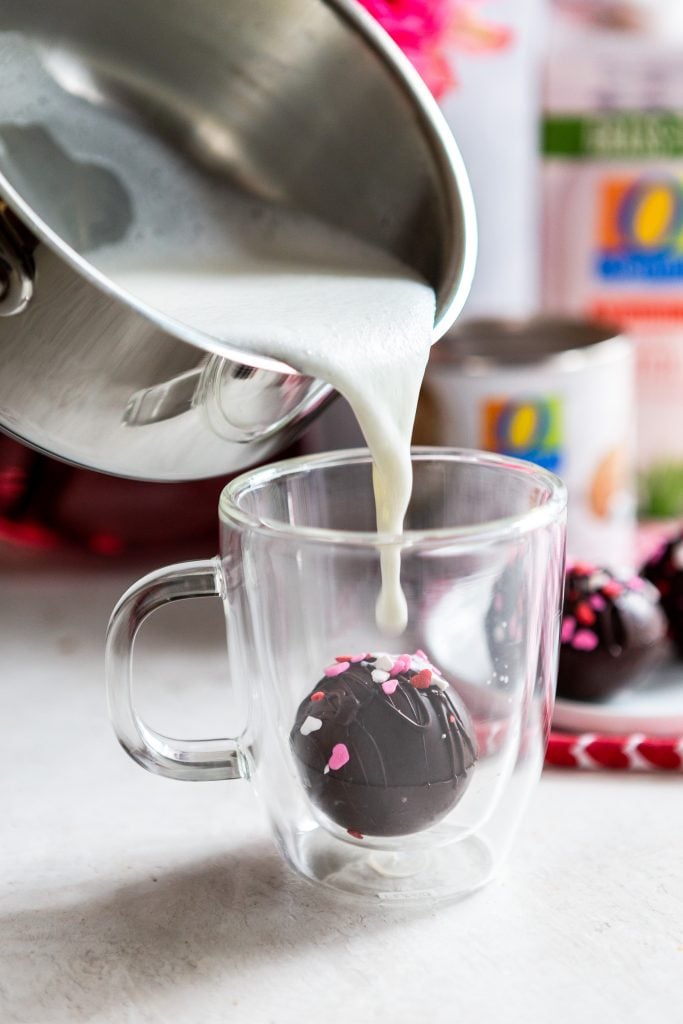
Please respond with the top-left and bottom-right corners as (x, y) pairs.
(105, 557), (246, 782)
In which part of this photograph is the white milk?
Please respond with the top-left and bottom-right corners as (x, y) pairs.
(0, 35), (438, 630)
(101, 244), (435, 636)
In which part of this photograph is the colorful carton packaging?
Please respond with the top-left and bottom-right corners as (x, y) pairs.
(542, 0), (683, 518)
(419, 319), (636, 569)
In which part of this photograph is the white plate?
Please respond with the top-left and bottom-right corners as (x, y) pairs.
(553, 661), (683, 736)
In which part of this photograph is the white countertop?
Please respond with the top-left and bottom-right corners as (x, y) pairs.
(3, 556), (683, 1024)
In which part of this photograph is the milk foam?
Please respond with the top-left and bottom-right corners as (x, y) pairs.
(2, 34), (437, 630)
(104, 248), (434, 635)
(30, 54), (435, 635)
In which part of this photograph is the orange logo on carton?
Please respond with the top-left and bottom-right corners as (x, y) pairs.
(481, 397), (563, 472)
(596, 175), (683, 280)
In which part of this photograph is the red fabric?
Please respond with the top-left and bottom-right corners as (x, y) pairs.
(546, 732), (683, 772)
(544, 733), (581, 769)
(0, 431), (315, 558)
(0, 436), (222, 556)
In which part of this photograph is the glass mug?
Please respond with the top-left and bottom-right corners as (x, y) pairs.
(106, 449), (566, 903)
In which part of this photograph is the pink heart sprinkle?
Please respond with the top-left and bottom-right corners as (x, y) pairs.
(350, 653), (370, 663)
(572, 629), (599, 652)
(324, 662), (350, 677)
(628, 577), (645, 591)
(590, 594), (606, 610)
(414, 650), (436, 669)
(561, 617), (576, 643)
(327, 743), (350, 771)
(382, 679), (399, 695)
(391, 655), (411, 675)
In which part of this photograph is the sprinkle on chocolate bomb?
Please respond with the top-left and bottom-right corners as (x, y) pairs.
(557, 564), (667, 702)
(290, 652), (477, 838)
(642, 532), (683, 657)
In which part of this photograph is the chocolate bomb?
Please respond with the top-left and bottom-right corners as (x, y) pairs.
(642, 532), (683, 657)
(557, 564), (667, 702)
(290, 652), (477, 837)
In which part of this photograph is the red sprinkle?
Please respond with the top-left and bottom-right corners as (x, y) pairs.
(575, 603), (596, 626)
(411, 668), (432, 690)
(602, 580), (623, 598)
(347, 829), (364, 840)
(310, 691), (326, 702)
(336, 655), (351, 662)
(449, 714), (456, 723)
(573, 562), (596, 576)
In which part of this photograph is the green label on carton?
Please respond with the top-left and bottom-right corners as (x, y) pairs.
(543, 112), (683, 159)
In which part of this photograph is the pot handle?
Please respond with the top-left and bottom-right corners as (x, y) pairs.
(105, 557), (247, 781)
(0, 205), (34, 316)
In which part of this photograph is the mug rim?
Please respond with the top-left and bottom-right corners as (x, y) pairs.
(219, 446), (568, 549)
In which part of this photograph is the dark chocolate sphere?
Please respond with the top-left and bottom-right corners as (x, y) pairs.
(642, 532), (683, 657)
(557, 565), (667, 702)
(290, 652), (477, 837)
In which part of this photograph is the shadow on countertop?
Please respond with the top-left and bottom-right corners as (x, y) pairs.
(1, 841), (437, 1022)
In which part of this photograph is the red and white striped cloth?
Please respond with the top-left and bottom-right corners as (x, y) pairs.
(546, 732), (683, 772)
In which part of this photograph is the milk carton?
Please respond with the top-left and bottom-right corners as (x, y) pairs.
(542, 0), (683, 518)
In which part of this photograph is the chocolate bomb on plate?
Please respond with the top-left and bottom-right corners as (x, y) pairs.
(642, 531), (683, 657)
(290, 652), (477, 838)
(557, 564), (667, 702)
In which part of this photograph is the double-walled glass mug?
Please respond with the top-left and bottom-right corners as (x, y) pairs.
(106, 449), (567, 903)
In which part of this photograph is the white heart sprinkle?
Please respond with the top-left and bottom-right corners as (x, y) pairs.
(372, 669), (390, 683)
(375, 654), (394, 671)
(300, 716), (322, 736)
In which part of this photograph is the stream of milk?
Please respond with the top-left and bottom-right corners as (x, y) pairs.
(104, 248), (435, 636)
(0, 33), (438, 633)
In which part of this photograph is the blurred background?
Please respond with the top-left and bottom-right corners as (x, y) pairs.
(2, 0), (682, 567)
(441, 0), (542, 319)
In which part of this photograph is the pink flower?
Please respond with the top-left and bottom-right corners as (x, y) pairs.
(359, 0), (511, 99)
(450, 3), (512, 55)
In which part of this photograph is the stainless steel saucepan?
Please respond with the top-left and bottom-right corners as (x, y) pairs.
(0, 0), (475, 480)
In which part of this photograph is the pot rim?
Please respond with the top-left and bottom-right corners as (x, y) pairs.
(0, 0), (476, 370)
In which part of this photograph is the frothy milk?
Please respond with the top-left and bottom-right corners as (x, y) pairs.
(99, 225), (435, 635)
(0, 37), (438, 632)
